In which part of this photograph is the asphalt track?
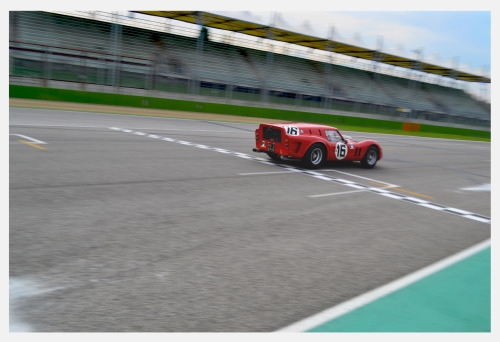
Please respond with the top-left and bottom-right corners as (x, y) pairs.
(9, 106), (491, 332)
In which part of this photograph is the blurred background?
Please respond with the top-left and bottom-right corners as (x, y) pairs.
(9, 10), (491, 128)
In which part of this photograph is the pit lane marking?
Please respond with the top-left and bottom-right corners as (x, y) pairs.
(109, 127), (490, 224)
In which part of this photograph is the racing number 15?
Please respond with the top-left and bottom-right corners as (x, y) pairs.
(335, 143), (347, 159)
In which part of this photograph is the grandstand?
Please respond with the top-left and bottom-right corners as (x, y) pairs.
(9, 11), (491, 127)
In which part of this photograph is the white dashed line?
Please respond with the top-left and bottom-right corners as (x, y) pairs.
(109, 127), (491, 224)
(308, 190), (367, 198)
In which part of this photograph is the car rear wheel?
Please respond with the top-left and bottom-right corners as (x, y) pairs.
(303, 144), (326, 169)
(360, 146), (379, 169)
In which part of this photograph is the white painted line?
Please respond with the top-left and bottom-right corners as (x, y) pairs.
(308, 190), (367, 198)
(140, 128), (253, 133)
(212, 148), (231, 154)
(277, 239), (491, 332)
(380, 192), (407, 200)
(311, 175), (333, 181)
(239, 170), (298, 176)
(420, 203), (447, 210)
(367, 187), (391, 194)
(344, 183), (369, 190)
(463, 215), (491, 224)
(443, 208), (473, 215)
(10, 134), (47, 145)
(460, 184), (491, 192)
(242, 170), (297, 176)
(10, 277), (66, 332)
(323, 169), (399, 188)
(110, 127), (490, 225)
(14, 123), (105, 129)
(399, 196), (429, 204)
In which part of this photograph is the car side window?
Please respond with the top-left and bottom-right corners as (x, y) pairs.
(325, 130), (342, 142)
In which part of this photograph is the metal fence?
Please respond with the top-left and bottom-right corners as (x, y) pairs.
(9, 11), (490, 127)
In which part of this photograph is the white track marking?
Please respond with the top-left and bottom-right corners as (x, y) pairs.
(460, 184), (491, 192)
(11, 123), (102, 129)
(10, 134), (47, 144)
(322, 169), (398, 188)
(239, 171), (298, 176)
(109, 127), (491, 224)
(10, 277), (66, 332)
(277, 239), (491, 332)
(308, 190), (367, 197)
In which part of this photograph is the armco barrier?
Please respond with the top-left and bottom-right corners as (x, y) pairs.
(9, 85), (490, 139)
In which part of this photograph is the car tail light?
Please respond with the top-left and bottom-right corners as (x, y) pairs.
(285, 137), (289, 149)
(256, 131), (259, 140)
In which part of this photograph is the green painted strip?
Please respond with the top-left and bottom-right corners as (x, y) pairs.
(308, 247), (490, 332)
(9, 85), (490, 140)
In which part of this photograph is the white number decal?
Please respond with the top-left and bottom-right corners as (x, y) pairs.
(335, 143), (348, 160)
(284, 126), (300, 136)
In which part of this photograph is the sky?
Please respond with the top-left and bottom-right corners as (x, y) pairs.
(208, 2), (493, 101)
(211, 10), (491, 76)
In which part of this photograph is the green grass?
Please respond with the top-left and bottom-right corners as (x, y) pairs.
(16, 102), (488, 142)
(333, 125), (491, 141)
(9, 84), (490, 142)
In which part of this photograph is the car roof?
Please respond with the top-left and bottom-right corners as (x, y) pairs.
(263, 122), (338, 130)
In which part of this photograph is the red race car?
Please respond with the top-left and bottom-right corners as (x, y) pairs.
(253, 122), (383, 169)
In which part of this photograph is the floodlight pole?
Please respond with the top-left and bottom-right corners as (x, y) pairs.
(262, 17), (277, 103)
(191, 12), (207, 95)
(110, 11), (122, 89)
(408, 48), (423, 118)
(448, 57), (460, 120)
(370, 35), (383, 109)
(323, 25), (336, 109)
(480, 65), (489, 104)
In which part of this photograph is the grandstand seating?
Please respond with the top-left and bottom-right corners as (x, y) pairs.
(9, 11), (490, 123)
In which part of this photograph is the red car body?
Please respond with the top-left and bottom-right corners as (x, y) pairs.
(253, 122), (383, 169)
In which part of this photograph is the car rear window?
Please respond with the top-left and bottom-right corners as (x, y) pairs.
(262, 126), (282, 143)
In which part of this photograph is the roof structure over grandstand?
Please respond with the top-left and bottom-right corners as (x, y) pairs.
(134, 11), (490, 84)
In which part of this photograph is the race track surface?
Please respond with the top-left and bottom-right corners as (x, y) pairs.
(9, 107), (491, 332)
